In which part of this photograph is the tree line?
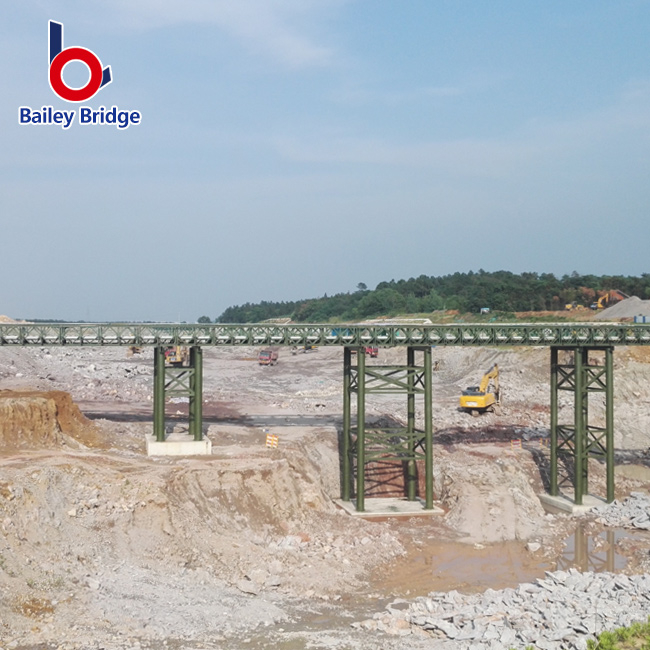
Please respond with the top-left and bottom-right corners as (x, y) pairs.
(201, 271), (650, 324)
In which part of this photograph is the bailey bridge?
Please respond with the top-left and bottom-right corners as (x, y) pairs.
(2, 321), (649, 512)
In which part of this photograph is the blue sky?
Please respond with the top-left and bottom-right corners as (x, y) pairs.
(1, 1), (649, 321)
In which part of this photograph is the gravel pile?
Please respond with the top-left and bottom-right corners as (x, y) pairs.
(592, 491), (650, 530)
(595, 296), (650, 320)
(357, 569), (650, 649)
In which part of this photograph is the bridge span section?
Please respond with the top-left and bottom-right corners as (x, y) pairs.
(1, 322), (650, 347)
(1, 322), (645, 511)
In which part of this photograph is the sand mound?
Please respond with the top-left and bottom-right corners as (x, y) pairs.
(0, 390), (104, 451)
(595, 296), (650, 320)
(0, 315), (17, 323)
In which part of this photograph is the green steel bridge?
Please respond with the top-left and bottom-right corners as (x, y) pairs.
(2, 321), (646, 511)
(1, 321), (649, 347)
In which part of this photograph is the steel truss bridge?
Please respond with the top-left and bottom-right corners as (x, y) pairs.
(2, 322), (647, 511)
(1, 322), (650, 347)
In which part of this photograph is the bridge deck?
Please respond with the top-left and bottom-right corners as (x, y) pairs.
(1, 322), (649, 347)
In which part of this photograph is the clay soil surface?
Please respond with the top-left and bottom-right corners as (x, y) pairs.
(0, 344), (649, 649)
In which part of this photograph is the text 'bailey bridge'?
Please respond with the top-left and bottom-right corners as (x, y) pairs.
(3, 321), (650, 511)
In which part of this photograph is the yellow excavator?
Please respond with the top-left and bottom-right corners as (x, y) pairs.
(459, 364), (501, 416)
(590, 290), (629, 310)
(164, 346), (189, 367)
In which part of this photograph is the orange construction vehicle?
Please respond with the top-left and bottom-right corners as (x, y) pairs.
(350, 347), (379, 357)
(258, 348), (279, 366)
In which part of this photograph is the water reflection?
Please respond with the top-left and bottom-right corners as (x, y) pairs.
(557, 524), (627, 573)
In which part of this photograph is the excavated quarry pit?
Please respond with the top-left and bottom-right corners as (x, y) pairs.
(0, 345), (649, 649)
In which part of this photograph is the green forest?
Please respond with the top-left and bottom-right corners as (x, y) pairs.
(208, 271), (650, 324)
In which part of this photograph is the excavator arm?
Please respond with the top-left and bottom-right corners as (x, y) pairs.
(478, 364), (499, 394)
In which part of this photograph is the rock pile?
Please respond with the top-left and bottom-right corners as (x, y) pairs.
(355, 569), (650, 649)
(591, 491), (650, 530)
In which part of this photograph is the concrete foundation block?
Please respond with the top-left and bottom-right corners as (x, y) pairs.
(146, 433), (212, 456)
(335, 497), (444, 518)
(539, 492), (607, 514)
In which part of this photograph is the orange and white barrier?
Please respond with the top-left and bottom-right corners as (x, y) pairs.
(266, 434), (279, 449)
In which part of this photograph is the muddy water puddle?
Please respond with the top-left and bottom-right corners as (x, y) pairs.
(615, 463), (650, 481)
(374, 538), (551, 597)
(372, 524), (632, 599)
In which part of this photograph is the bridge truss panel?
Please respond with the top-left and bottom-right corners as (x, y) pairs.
(2, 322), (650, 347)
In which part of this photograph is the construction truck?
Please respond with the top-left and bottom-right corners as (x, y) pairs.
(459, 364), (501, 416)
(258, 348), (279, 366)
(164, 346), (189, 367)
(350, 347), (379, 357)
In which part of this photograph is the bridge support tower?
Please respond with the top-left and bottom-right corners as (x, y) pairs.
(342, 346), (434, 512)
(550, 346), (614, 505)
(153, 346), (203, 442)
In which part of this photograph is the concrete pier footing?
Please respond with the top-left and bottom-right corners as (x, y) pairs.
(539, 492), (607, 514)
(145, 432), (212, 456)
(335, 497), (444, 518)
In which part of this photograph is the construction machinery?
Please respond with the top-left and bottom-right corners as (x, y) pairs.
(590, 290), (629, 310)
(258, 348), (279, 366)
(164, 346), (189, 367)
(291, 345), (318, 355)
(350, 347), (379, 358)
(459, 364), (501, 416)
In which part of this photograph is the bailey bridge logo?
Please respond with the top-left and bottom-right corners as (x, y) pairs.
(19, 21), (142, 130)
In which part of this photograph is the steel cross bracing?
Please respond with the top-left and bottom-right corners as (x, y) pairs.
(3, 322), (650, 347)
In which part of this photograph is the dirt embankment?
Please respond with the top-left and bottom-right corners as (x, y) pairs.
(0, 390), (104, 451)
(0, 410), (408, 647)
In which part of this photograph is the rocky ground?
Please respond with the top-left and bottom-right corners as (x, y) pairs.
(0, 343), (649, 649)
(358, 568), (650, 649)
